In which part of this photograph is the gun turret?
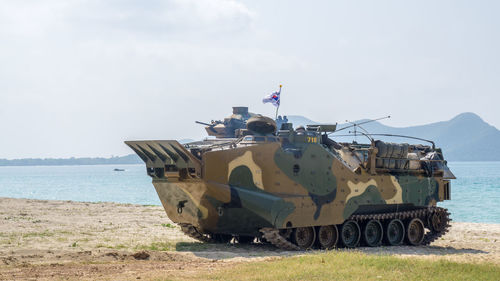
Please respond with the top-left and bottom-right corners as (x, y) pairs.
(197, 107), (257, 138)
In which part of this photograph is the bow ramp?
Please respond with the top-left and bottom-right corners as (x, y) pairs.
(125, 140), (201, 179)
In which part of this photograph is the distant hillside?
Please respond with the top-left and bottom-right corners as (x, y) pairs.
(286, 115), (319, 127)
(2, 113), (497, 165)
(289, 112), (499, 161)
(0, 154), (142, 166)
(179, 139), (195, 144)
(0, 141), (197, 166)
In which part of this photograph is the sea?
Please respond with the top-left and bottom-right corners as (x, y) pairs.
(0, 162), (498, 224)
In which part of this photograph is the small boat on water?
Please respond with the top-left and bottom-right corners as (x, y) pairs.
(113, 168), (125, 172)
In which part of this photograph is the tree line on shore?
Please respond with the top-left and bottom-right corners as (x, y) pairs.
(0, 154), (142, 166)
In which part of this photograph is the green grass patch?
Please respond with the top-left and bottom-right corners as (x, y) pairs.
(134, 241), (214, 252)
(175, 242), (213, 251)
(0, 238), (13, 245)
(22, 231), (55, 238)
(161, 223), (176, 228)
(95, 243), (129, 250)
(187, 251), (500, 281)
(136, 242), (176, 251)
(113, 244), (128, 250)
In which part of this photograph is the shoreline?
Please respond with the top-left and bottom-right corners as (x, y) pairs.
(0, 163), (143, 168)
(1, 197), (499, 280)
(1, 161), (500, 167)
(1, 196), (498, 225)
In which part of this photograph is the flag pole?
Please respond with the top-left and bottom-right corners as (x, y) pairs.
(275, 84), (282, 120)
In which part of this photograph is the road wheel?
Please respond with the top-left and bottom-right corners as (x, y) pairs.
(406, 218), (425, 246)
(317, 225), (338, 249)
(293, 227), (316, 249)
(384, 219), (405, 246)
(363, 219), (383, 247)
(340, 220), (361, 248)
(429, 212), (446, 232)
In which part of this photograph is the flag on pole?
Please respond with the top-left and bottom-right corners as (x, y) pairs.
(262, 89), (281, 107)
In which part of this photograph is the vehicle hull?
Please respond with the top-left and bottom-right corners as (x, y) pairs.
(144, 141), (448, 237)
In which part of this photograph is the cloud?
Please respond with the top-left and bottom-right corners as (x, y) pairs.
(0, 0), (309, 159)
(0, 0), (301, 91)
(5, 1), (496, 158)
(0, 1), (71, 37)
(164, 0), (254, 32)
(0, 0), (254, 39)
(0, 0), (265, 74)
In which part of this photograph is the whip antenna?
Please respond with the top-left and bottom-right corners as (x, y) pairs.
(332, 115), (391, 136)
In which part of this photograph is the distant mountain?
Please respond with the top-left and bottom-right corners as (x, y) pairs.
(0, 139), (193, 167)
(2, 113), (497, 165)
(179, 139), (195, 144)
(289, 112), (499, 161)
(0, 154), (142, 166)
(0, 141), (197, 167)
(286, 115), (319, 127)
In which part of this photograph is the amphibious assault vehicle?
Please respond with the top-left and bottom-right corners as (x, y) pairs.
(126, 107), (454, 249)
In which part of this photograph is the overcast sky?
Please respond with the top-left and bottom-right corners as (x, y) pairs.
(1, 0), (499, 158)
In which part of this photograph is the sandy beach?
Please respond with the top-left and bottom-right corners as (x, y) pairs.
(0, 197), (499, 280)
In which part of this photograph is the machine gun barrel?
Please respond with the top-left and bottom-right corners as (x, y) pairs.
(195, 121), (212, 126)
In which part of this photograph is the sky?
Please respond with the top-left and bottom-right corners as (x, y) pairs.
(0, 0), (499, 158)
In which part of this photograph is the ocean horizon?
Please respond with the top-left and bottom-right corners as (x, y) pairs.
(0, 162), (498, 224)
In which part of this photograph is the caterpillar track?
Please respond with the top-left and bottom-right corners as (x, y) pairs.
(179, 223), (214, 243)
(260, 228), (300, 251)
(260, 207), (451, 250)
(178, 207), (450, 250)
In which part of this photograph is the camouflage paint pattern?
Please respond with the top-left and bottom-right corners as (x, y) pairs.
(126, 134), (450, 237)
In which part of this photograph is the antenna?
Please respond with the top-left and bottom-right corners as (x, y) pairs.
(332, 115), (391, 135)
(345, 119), (359, 142)
(348, 130), (373, 142)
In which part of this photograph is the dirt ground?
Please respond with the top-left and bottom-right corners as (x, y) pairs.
(0, 197), (499, 280)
